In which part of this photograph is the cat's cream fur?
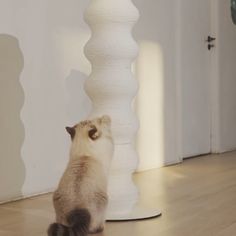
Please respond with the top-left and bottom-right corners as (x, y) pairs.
(48, 115), (114, 235)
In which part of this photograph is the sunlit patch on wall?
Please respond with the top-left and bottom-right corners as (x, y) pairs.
(134, 40), (164, 171)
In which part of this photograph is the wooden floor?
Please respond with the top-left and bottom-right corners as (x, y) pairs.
(1, 152), (236, 236)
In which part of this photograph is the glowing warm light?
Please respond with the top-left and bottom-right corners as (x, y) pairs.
(135, 40), (164, 171)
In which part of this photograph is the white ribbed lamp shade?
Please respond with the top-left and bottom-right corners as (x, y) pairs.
(84, 0), (161, 220)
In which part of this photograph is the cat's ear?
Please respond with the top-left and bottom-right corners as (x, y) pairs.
(88, 125), (100, 140)
(101, 115), (111, 126)
(66, 126), (76, 140)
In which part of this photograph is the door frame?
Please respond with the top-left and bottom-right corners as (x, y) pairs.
(210, 0), (221, 153)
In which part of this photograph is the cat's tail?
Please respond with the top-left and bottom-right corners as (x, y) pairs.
(47, 208), (91, 236)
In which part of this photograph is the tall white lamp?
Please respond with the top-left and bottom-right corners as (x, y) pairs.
(84, 0), (161, 220)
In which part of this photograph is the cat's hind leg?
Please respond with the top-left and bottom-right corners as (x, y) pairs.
(89, 208), (106, 234)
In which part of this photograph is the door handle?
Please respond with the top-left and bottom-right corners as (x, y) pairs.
(208, 44), (215, 50)
(206, 36), (216, 50)
(206, 36), (216, 43)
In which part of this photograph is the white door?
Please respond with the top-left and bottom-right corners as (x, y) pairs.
(212, 0), (236, 152)
(180, 0), (212, 158)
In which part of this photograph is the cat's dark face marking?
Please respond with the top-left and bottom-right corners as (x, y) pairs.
(88, 125), (100, 140)
(66, 123), (99, 141)
(66, 115), (112, 142)
(66, 126), (76, 140)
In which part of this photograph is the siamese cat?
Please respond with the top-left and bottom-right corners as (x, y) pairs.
(48, 115), (114, 236)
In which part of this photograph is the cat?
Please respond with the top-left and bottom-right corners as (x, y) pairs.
(47, 115), (114, 236)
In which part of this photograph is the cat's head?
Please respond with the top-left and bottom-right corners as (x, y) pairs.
(66, 115), (112, 143)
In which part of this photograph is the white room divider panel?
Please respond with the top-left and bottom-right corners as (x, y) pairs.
(84, 0), (161, 220)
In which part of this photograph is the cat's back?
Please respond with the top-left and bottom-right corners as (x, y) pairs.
(56, 155), (107, 199)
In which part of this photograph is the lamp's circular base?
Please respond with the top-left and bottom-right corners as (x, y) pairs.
(106, 206), (162, 222)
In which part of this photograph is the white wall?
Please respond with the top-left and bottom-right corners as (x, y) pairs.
(0, 0), (180, 202)
(0, 0), (92, 202)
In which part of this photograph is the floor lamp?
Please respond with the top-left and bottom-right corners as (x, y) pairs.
(84, 0), (161, 220)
